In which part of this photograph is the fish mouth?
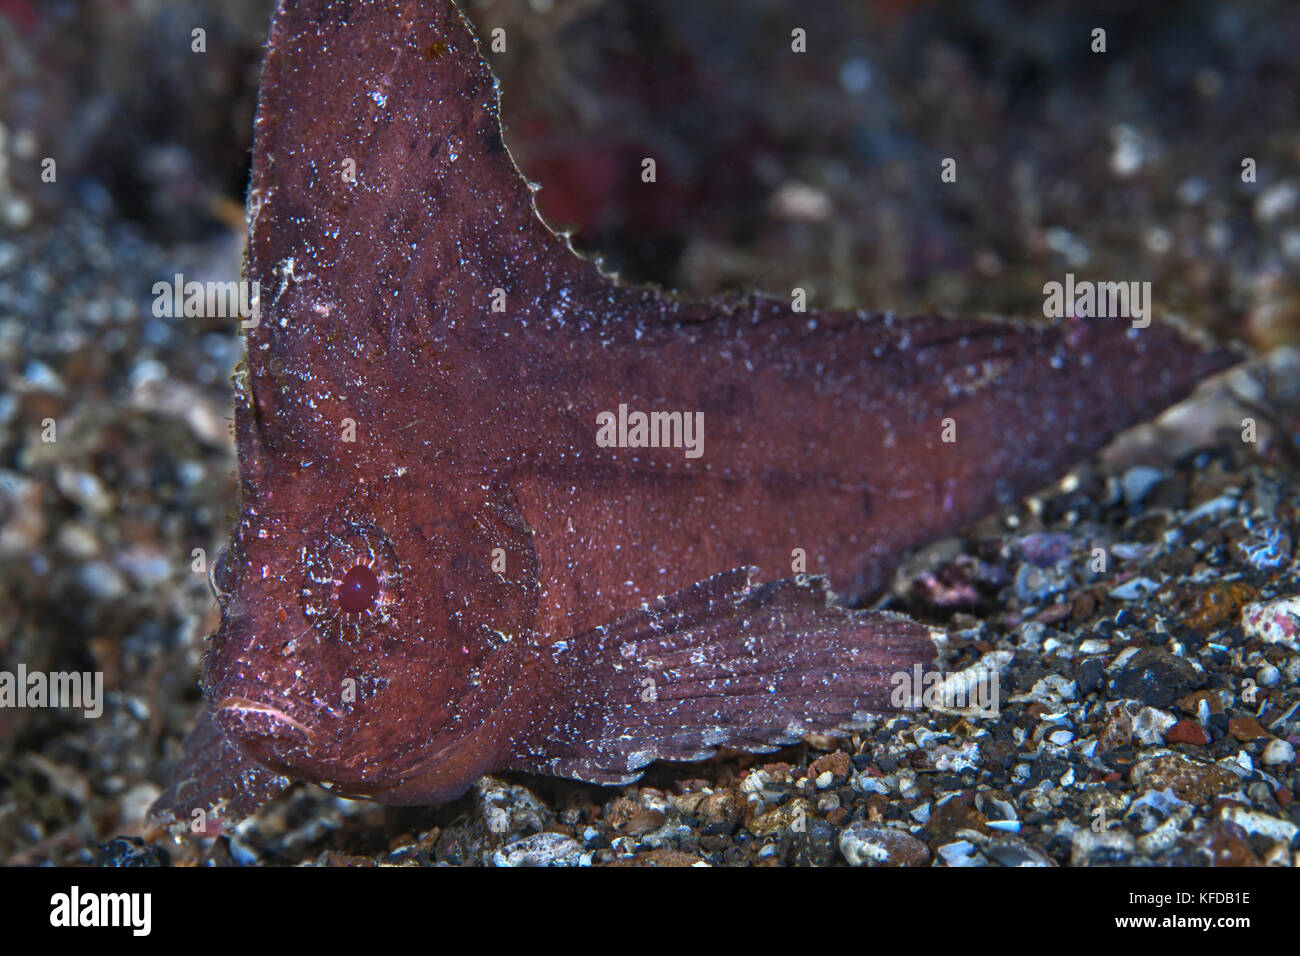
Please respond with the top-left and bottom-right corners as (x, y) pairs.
(212, 681), (323, 745)
(217, 696), (317, 739)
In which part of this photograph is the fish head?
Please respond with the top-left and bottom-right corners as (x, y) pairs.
(201, 368), (541, 802)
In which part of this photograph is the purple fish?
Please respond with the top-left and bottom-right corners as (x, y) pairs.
(151, 0), (1237, 829)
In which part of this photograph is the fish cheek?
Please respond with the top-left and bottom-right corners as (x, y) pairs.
(420, 489), (540, 661)
(378, 490), (541, 779)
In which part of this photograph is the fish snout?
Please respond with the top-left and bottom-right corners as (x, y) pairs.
(212, 682), (325, 761)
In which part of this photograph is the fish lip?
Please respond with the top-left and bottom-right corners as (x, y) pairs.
(216, 695), (317, 741)
(211, 680), (324, 742)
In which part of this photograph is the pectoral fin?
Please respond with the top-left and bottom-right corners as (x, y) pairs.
(149, 707), (290, 834)
(511, 568), (937, 783)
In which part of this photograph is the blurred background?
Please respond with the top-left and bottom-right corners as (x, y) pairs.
(0, 0), (1298, 864)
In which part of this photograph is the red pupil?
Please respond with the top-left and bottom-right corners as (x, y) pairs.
(338, 565), (380, 613)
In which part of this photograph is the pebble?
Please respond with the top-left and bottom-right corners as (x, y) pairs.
(1109, 647), (1201, 708)
(1262, 738), (1296, 766)
(1070, 828), (1135, 866)
(1166, 720), (1209, 746)
(784, 819), (839, 867)
(77, 562), (127, 601)
(852, 772), (890, 796)
(1218, 805), (1298, 844)
(928, 741), (981, 771)
(808, 751), (850, 785)
(1187, 582), (1257, 630)
(984, 835), (1055, 867)
(1132, 707), (1177, 745)
(607, 798), (666, 836)
(55, 468), (114, 515)
(1130, 753), (1240, 804)
(740, 766), (792, 803)
(94, 836), (170, 867)
(491, 832), (587, 867)
(1015, 562), (1071, 603)
(839, 822), (931, 867)
(21, 358), (65, 394)
(57, 522), (100, 559)
(1019, 532), (1073, 565)
(1109, 576), (1161, 601)
(1111, 542), (1154, 561)
(1136, 814), (1189, 856)
(935, 840), (985, 867)
(1098, 703), (1135, 752)
(1238, 523), (1292, 571)
(1242, 597), (1300, 650)
(697, 790), (740, 827)
(1184, 820), (1261, 866)
(476, 777), (548, 841)
(1125, 787), (1189, 832)
(1074, 658), (1105, 696)
(1227, 716), (1271, 742)
(746, 799), (810, 838)
(1184, 493), (1240, 523)
(1077, 637), (1110, 655)
(1121, 466), (1166, 506)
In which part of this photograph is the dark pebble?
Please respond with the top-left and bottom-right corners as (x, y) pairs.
(1032, 755), (1070, 785)
(94, 836), (170, 867)
(1009, 660), (1049, 693)
(782, 819), (838, 867)
(1109, 647), (1201, 708)
(1075, 658), (1105, 696)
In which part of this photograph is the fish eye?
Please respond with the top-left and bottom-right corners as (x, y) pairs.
(300, 522), (401, 640)
(338, 564), (381, 614)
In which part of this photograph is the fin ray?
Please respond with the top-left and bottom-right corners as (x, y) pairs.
(511, 568), (936, 782)
(150, 708), (290, 833)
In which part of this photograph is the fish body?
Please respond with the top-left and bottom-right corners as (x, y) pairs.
(152, 0), (1236, 827)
